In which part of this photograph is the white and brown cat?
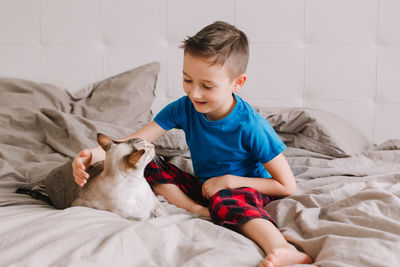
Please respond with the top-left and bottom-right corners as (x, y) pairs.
(72, 134), (168, 220)
(17, 133), (167, 220)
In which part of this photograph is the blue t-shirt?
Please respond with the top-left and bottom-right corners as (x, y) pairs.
(154, 94), (286, 183)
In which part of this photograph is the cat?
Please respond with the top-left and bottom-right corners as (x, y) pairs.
(17, 133), (168, 220)
(71, 134), (168, 220)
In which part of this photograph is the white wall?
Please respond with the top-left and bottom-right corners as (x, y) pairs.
(0, 0), (399, 144)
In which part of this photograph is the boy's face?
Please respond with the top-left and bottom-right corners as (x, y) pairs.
(182, 53), (246, 121)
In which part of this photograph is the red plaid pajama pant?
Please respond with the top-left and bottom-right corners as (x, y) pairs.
(144, 159), (277, 228)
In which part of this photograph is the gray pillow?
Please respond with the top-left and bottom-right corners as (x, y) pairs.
(34, 62), (160, 159)
(255, 107), (372, 158)
(153, 129), (190, 158)
(0, 78), (71, 111)
(71, 62), (159, 128)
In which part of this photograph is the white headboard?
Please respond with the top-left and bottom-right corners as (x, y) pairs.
(1, 0), (399, 144)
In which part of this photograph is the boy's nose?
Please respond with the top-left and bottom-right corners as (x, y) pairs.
(188, 85), (201, 99)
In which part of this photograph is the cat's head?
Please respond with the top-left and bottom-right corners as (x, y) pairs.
(97, 133), (155, 175)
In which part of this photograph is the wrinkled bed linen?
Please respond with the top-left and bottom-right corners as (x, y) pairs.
(1, 80), (400, 266)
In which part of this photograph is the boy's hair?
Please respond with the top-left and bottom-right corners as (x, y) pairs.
(181, 21), (249, 80)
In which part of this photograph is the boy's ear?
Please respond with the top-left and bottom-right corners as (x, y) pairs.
(97, 133), (114, 151)
(232, 74), (247, 93)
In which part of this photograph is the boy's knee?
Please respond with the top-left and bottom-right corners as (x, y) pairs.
(208, 188), (234, 215)
(209, 187), (257, 203)
(208, 187), (263, 220)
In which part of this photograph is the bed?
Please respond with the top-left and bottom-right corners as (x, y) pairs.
(1, 62), (400, 267)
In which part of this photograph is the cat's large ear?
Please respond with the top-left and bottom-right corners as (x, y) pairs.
(97, 134), (114, 151)
(126, 150), (145, 168)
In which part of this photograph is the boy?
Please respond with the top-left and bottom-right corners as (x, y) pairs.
(72, 21), (312, 267)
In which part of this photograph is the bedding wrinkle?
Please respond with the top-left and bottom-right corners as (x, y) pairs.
(2, 70), (400, 266)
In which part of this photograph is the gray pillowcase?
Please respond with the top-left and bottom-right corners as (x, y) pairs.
(153, 129), (190, 158)
(36, 62), (160, 159)
(255, 107), (372, 158)
(71, 62), (159, 128)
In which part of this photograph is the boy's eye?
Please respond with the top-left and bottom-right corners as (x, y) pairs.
(184, 79), (192, 83)
(203, 84), (213, 89)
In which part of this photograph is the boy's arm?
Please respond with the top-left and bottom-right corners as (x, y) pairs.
(73, 120), (166, 187)
(201, 153), (296, 199)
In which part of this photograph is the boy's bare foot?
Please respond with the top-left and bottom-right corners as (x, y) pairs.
(258, 244), (313, 267)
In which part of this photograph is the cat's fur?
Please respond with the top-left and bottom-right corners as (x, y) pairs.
(71, 134), (168, 220)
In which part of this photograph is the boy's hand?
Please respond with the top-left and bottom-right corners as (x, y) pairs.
(201, 175), (233, 199)
(72, 149), (92, 187)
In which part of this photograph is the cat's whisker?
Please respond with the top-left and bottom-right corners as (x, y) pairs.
(151, 154), (166, 170)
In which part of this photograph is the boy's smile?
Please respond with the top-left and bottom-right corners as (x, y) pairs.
(192, 100), (207, 106)
(182, 53), (246, 121)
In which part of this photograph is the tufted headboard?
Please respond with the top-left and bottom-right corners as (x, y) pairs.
(0, 0), (399, 144)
